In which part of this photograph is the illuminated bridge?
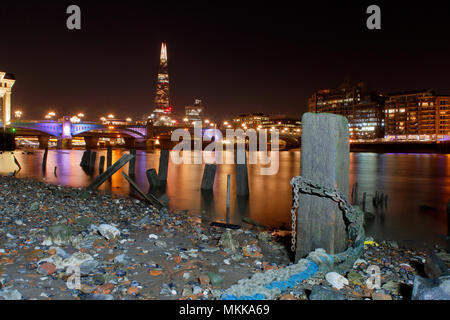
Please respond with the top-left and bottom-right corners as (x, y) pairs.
(10, 116), (301, 150)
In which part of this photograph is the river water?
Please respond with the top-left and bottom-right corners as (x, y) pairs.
(1, 149), (449, 246)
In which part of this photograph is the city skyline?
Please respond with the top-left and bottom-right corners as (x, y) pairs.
(2, 2), (450, 121)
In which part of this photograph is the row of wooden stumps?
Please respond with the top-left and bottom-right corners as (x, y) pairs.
(200, 155), (249, 197)
(84, 148), (166, 209)
(351, 182), (388, 212)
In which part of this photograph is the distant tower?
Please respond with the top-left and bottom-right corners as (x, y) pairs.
(153, 42), (171, 119)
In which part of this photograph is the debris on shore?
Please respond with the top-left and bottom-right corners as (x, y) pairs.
(0, 176), (448, 300)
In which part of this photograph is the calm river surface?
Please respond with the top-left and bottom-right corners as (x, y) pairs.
(2, 149), (450, 246)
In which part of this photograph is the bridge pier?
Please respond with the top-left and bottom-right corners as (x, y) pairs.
(56, 138), (72, 149)
(135, 138), (155, 150)
(84, 136), (99, 149)
(124, 137), (136, 149)
(38, 135), (50, 149)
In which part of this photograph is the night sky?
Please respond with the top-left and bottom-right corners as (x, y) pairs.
(2, 1), (450, 121)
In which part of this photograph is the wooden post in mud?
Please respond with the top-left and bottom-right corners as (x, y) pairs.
(158, 150), (169, 181)
(42, 147), (48, 172)
(107, 146), (112, 168)
(87, 153), (134, 190)
(146, 168), (160, 188)
(89, 151), (97, 174)
(99, 156), (105, 174)
(295, 113), (349, 261)
(362, 192), (367, 212)
(236, 151), (249, 197)
(201, 164), (217, 190)
(129, 149), (136, 177)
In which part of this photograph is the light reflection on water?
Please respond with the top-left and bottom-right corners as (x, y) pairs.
(4, 149), (450, 246)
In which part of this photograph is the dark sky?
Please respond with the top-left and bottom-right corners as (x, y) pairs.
(2, 1), (450, 121)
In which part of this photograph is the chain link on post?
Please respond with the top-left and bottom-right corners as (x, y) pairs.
(290, 176), (360, 252)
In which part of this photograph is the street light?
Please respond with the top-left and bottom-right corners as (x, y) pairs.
(77, 113), (84, 118)
(126, 117), (132, 122)
(14, 110), (23, 119)
(108, 114), (114, 119)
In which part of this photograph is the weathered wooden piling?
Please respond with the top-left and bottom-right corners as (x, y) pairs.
(87, 153), (134, 190)
(146, 168), (160, 188)
(235, 152), (249, 197)
(107, 147), (112, 168)
(80, 150), (91, 171)
(13, 156), (21, 171)
(99, 156), (105, 174)
(201, 164), (217, 191)
(295, 113), (349, 261)
(80, 150), (87, 167)
(129, 149), (136, 177)
(158, 150), (169, 181)
(122, 171), (164, 209)
(89, 151), (97, 174)
(42, 147), (48, 172)
(362, 192), (367, 212)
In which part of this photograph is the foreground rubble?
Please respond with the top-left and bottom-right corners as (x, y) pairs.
(0, 176), (448, 300)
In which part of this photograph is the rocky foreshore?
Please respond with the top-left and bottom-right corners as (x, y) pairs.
(0, 175), (448, 300)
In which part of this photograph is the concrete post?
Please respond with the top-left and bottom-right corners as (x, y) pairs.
(295, 112), (350, 261)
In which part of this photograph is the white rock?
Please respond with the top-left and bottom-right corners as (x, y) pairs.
(325, 272), (349, 290)
(148, 234), (158, 240)
(98, 224), (120, 240)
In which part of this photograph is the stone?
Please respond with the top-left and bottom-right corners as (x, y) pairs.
(208, 273), (223, 286)
(80, 259), (99, 274)
(347, 270), (364, 286)
(218, 230), (239, 254)
(47, 224), (73, 245)
(424, 252), (449, 279)
(199, 274), (210, 286)
(63, 252), (95, 268)
(280, 294), (296, 300)
(372, 292), (392, 300)
(29, 202), (39, 211)
(38, 262), (56, 276)
(182, 288), (192, 297)
(113, 254), (132, 267)
(382, 280), (400, 295)
(412, 275), (450, 300)
(98, 224), (120, 240)
(295, 113), (349, 261)
(309, 285), (345, 300)
(325, 272), (349, 290)
(0, 288), (23, 300)
(258, 232), (272, 242)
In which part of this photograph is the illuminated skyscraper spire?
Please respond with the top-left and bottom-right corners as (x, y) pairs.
(153, 42), (171, 117)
